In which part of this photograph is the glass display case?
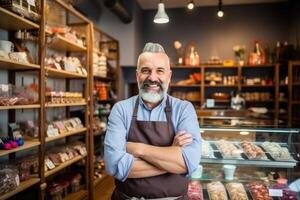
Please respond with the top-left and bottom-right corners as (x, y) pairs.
(189, 126), (300, 200)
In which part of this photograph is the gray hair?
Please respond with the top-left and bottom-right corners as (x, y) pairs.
(137, 43), (167, 68)
(142, 42), (165, 53)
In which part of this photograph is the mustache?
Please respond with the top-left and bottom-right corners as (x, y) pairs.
(141, 80), (163, 90)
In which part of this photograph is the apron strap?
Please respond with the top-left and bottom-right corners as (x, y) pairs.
(132, 96), (139, 119)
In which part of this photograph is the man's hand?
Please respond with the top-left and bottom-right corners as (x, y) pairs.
(172, 131), (193, 147)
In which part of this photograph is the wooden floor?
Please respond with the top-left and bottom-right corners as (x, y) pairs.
(94, 174), (115, 200)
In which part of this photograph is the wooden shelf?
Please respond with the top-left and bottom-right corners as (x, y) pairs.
(213, 99), (230, 103)
(48, 34), (87, 52)
(46, 127), (87, 142)
(246, 100), (275, 103)
(279, 99), (288, 103)
(241, 64), (275, 68)
(0, 178), (40, 200)
(170, 84), (200, 88)
(291, 101), (300, 104)
(171, 65), (200, 69)
(62, 190), (87, 200)
(0, 7), (39, 30)
(45, 102), (87, 108)
(280, 83), (288, 86)
(205, 84), (238, 87)
(0, 57), (40, 70)
(46, 67), (87, 79)
(292, 82), (300, 86)
(0, 139), (40, 157)
(93, 75), (114, 82)
(45, 155), (86, 177)
(203, 65), (238, 68)
(94, 173), (108, 186)
(241, 84), (274, 87)
(0, 104), (40, 110)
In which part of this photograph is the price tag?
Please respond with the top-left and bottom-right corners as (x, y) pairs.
(269, 189), (283, 197)
(27, 0), (35, 6)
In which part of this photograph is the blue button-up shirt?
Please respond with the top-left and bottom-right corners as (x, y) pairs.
(104, 95), (202, 181)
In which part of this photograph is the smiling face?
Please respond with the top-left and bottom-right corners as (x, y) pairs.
(136, 52), (172, 104)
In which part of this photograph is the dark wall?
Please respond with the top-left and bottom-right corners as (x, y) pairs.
(289, 0), (300, 47)
(142, 3), (290, 64)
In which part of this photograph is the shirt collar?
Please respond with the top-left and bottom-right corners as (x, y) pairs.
(138, 94), (168, 111)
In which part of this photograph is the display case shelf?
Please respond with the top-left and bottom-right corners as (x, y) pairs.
(0, 7), (39, 30)
(241, 64), (275, 68)
(0, 57), (40, 70)
(62, 190), (87, 200)
(45, 102), (87, 108)
(0, 104), (40, 110)
(46, 127), (87, 142)
(0, 178), (40, 200)
(94, 173), (108, 186)
(45, 155), (86, 177)
(48, 34), (87, 52)
(0, 139), (40, 157)
(45, 67), (87, 79)
(201, 158), (297, 168)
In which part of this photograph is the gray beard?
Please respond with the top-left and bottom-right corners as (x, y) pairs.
(138, 82), (168, 103)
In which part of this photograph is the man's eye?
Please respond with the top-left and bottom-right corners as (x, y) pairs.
(157, 69), (165, 74)
(141, 69), (150, 74)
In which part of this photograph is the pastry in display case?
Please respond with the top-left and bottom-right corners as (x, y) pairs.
(197, 126), (300, 200)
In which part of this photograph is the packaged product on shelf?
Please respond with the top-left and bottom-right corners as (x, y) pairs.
(247, 182), (273, 200)
(9, 52), (30, 63)
(53, 121), (66, 134)
(45, 157), (56, 170)
(271, 182), (298, 200)
(240, 141), (268, 160)
(47, 124), (59, 137)
(225, 182), (248, 200)
(215, 139), (243, 159)
(19, 120), (39, 138)
(201, 140), (214, 158)
(0, 165), (20, 195)
(48, 153), (62, 166)
(207, 181), (228, 200)
(187, 180), (203, 200)
(261, 142), (294, 161)
(48, 182), (63, 200)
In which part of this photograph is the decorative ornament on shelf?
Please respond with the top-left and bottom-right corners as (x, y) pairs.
(174, 41), (183, 65)
(185, 43), (200, 66)
(248, 41), (266, 65)
(233, 45), (245, 66)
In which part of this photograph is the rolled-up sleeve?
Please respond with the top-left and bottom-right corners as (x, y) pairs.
(177, 102), (202, 176)
(104, 103), (134, 181)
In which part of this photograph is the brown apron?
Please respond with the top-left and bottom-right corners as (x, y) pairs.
(112, 97), (188, 200)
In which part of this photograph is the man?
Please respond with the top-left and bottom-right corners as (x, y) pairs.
(104, 43), (201, 200)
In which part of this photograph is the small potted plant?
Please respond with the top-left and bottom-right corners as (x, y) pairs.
(233, 45), (246, 66)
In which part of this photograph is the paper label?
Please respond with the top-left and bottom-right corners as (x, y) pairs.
(2, 85), (8, 92)
(206, 99), (215, 108)
(269, 189), (283, 197)
(27, 0), (35, 6)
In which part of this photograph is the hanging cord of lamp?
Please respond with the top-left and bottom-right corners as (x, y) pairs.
(154, 0), (169, 24)
(217, 0), (224, 18)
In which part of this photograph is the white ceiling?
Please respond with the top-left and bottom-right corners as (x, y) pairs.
(136, 0), (288, 10)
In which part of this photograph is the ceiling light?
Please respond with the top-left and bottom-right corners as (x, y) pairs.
(154, 0), (169, 24)
(217, 0), (224, 18)
(187, 1), (195, 10)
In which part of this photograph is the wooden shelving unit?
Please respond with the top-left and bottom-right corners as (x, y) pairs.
(45, 127), (87, 142)
(0, 104), (40, 110)
(0, 178), (40, 200)
(288, 61), (300, 126)
(170, 84), (201, 87)
(0, 57), (40, 70)
(204, 84), (238, 87)
(0, 7), (39, 30)
(45, 155), (86, 178)
(0, 139), (40, 157)
(45, 67), (87, 79)
(45, 102), (87, 108)
(48, 34), (87, 52)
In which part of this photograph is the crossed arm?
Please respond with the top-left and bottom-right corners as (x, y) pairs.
(127, 131), (193, 178)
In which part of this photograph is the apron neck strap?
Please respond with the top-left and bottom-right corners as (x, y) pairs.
(133, 96), (172, 120)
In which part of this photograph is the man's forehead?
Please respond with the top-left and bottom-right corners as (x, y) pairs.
(138, 52), (170, 68)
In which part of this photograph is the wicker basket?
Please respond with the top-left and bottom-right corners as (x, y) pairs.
(0, 0), (40, 22)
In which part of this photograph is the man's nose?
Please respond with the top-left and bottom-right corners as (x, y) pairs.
(147, 71), (159, 81)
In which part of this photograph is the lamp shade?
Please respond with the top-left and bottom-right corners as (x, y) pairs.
(154, 3), (169, 24)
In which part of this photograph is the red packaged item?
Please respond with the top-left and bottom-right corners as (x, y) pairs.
(247, 182), (273, 200)
(187, 180), (203, 200)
